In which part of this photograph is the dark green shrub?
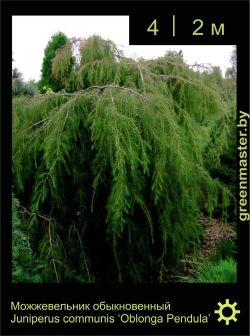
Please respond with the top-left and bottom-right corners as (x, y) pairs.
(12, 196), (42, 283)
(210, 238), (236, 263)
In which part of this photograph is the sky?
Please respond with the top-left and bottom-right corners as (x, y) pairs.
(12, 16), (234, 82)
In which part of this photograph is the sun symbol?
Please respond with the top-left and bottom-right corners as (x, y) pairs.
(214, 299), (240, 325)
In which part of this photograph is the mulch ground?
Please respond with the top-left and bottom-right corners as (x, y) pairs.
(199, 215), (235, 257)
(163, 215), (236, 282)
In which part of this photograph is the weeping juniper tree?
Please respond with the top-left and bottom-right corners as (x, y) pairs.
(12, 35), (235, 283)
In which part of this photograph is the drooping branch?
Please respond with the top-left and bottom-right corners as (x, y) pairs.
(34, 84), (147, 101)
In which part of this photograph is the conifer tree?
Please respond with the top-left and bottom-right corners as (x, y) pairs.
(12, 36), (235, 283)
(38, 32), (70, 92)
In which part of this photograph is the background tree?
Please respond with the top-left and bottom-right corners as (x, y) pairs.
(12, 67), (24, 96)
(38, 32), (69, 93)
(22, 79), (38, 97)
(12, 68), (37, 97)
(225, 46), (236, 80)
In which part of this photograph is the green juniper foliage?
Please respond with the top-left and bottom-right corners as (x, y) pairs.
(203, 66), (237, 220)
(12, 36), (235, 283)
(12, 196), (42, 283)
